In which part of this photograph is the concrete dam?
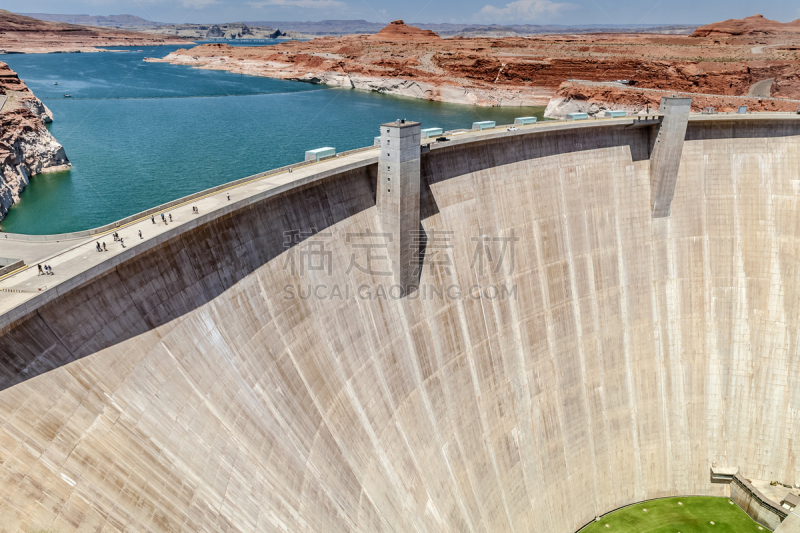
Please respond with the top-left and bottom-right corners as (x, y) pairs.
(0, 109), (799, 532)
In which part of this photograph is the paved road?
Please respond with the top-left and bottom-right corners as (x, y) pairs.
(0, 235), (81, 265)
(748, 78), (774, 98)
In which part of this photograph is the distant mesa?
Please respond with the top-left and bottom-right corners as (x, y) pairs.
(368, 20), (441, 41)
(691, 14), (800, 37)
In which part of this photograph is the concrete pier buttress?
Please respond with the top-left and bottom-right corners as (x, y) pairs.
(2, 114), (800, 533)
(650, 97), (692, 218)
(377, 120), (421, 292)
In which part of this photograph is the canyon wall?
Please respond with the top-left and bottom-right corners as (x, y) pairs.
(0, 119), (799, 532)
(0, 9), (187, 53)
(544, 82), (800, 119)
(0, 62), (69, 222)
(150, 18), (800, 110)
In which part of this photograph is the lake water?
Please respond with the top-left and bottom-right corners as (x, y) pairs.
(1, 43), (545, 234)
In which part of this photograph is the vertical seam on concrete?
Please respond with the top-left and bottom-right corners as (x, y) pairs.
(521, 165), (558, 532)
(614, 157), (645, 501)
(557, 159), (602, 525)
(584, 203), (615, 516)
(463, 162), (522, 533)
(529, 184), (567, 529)
(759, 148), (789, 479)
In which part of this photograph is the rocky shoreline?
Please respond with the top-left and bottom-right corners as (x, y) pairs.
(149, 17), (800, 114)
(0, 62), (69, 223)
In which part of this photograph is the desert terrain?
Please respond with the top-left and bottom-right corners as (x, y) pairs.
(150, 16), (800, 114)
(0, 10), (187, 53)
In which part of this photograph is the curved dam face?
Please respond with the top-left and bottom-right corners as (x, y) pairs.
(1, 119), (799, 532)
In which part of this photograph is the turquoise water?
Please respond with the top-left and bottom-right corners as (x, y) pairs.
(1, 44), (545, 234)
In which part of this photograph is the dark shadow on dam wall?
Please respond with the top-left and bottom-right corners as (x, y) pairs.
(0, 166), (381, 390)
(0, 125), (658, 391)
(2, 121), (798, 391)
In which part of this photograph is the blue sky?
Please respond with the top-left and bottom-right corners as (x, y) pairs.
(3, 0), (799, 26)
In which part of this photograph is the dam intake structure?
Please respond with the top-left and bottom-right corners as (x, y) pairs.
(1, 109), (800, 532)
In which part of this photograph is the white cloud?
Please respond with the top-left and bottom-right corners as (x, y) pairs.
(249, 0), (345, 8)
(476, 0), (572, 23)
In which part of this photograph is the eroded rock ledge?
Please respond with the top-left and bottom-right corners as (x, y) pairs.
(0, 62), (69, 222)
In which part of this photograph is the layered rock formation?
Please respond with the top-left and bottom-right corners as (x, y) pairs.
(0, 62), (69, 222)
(0, 9), (187, 53)
(544, 81), (800, 119)
(692, 14), (800, 38)
(143, 22), (296, 40)
(367, 19), (442, 41)
(150, 18), (800, 109)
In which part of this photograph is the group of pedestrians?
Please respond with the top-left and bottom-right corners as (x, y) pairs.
(27, 193), (240, 284)
(28, 196), (230, 282)
(111, 232), (126, 247)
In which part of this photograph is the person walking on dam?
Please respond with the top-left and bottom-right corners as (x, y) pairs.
(151, 215), (155, 224)
(139, 230), (143, 239)
(37, 264), (43, 276)
(102, 242), (107, 251)
(96, 242), (102, 252)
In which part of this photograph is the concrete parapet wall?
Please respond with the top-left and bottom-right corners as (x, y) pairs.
(732, 475), (787, 530)
(0, 258), (23, 277)
(0, 117), (800, 532)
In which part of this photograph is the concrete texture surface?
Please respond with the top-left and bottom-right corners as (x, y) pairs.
(1, 115), (800, 533)
(777, 510), (800, 532)
(650, 98), (692, 218)
(751, 479), (800, 509)
(731, 476), (785, 530)
(377, 120), (421, 292)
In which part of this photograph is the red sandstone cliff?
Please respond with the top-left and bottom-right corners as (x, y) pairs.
(150, 18), (800, 109)
(0, 63), (69, 222)
(544, 81), (800, 119)
(691, 15), (800, 38)
(367, 20), (441, 42)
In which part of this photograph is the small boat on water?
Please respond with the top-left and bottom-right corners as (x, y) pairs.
(63, 94), (72, 98)
(54, 82), (59, 85)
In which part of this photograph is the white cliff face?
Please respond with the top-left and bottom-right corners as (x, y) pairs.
(0, 121), (70, 221)
(147, 52), (552, 107)
(20, 97), (54, 123)
(0, 62), (70, 223)
(292, 71), (549, 106)
(544, 95), (652, 119)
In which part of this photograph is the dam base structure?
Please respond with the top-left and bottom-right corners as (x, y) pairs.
(1, 108), (800, 532)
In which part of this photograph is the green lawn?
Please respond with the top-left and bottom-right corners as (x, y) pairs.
(580, 496), (769, 533)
